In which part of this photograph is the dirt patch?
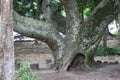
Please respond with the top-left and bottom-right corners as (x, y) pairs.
(36, 64), (120, 80)
(35, 55), (120, 80)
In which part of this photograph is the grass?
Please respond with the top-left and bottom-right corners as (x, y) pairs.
(112, 31), (120, 35)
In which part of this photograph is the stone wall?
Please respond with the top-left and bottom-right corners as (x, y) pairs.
(100, 35), (120, 48)
(14, 40), (54, 69)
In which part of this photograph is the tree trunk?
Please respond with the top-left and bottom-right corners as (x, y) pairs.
(60, 0), (81, 70)
(77, 0), (120, 67)
(11, 0), (120, 71)
(61, 0), (120, 70)
(0, 0), (15, 80)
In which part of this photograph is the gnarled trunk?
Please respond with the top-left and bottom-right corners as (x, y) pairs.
(60, 0), (81, 70)
(61, 0), (120, 70)
(11, 0), (120, 71)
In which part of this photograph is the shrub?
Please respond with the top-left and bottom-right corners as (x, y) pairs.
(95, 46), (120, 56)
(13, 61), (43, 80)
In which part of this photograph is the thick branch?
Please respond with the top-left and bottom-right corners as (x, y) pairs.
(42, 0), (52, 22)
(13, 11), (64, 54)
(62, 0), (81, 41)
(42, 0), (66, 34)
(77, 0), (120, 54)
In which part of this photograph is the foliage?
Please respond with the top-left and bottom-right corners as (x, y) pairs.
(13, 0), (102, 20)
(76, 0), (102, 20)
(96, 46), (120, 56)
(49, 1), (64, 16)
(112, 31), (120, 35)
(13, 0), (42, 19)
(13, 61), (43, 80)
(13, 0), (63, 20)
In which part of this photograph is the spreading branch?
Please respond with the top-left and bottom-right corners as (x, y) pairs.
(13, 11), (64, 52)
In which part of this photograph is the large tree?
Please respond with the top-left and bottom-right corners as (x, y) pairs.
(0, 0), (15, 80)
(13, 0), (120, 70)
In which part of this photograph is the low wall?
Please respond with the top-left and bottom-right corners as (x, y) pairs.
(14, 40), (54, 69)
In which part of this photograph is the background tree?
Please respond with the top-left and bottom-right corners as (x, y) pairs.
(12, 0), (120, 70)
(0, 0), (15, 80)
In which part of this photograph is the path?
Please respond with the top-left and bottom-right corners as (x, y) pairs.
(36, 64), (120, 80)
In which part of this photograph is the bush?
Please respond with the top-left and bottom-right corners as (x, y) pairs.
(95, 46), (120, 56)
(13, 61), (43, 80)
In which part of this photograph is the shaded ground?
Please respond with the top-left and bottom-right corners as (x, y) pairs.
(35, 55), (120, 80)
(35, 64), (120, 80)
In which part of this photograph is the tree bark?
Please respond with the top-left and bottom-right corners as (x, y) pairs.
(0, 0), (15, 80)
(103, 28), (107, 47)
(42, 0), (66, 34)
(60, 0), (81, 70)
